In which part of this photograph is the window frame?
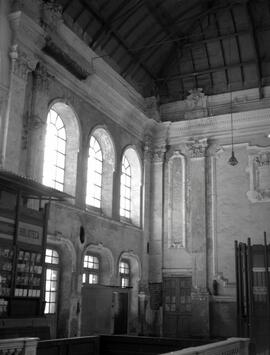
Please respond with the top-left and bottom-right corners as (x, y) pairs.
(44, 248), (60, 315)
(82, 253), (100, 285)
(119, 260), (130, 288)
(120, 155), (132, 220)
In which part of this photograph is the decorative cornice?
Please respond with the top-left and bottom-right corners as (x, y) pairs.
(155, 107), (270, 146)
(43, 38), (90, 80)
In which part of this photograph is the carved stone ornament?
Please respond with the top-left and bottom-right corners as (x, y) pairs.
(41, 0), (63, 31)
(184, 88), (208, 120)
(247, 147), (270, 203)
(152, 148), (166, 163)
(34, 63), (50, 92)
(12, 49), (37, 80)
(186, 138), (208, 158)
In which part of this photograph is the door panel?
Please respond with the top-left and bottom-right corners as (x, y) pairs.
(114, 292), (128, 334)
(81, 285), (113, 335)
(163, 277), (192, 337)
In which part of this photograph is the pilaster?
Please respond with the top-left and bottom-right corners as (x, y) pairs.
(2, 47), (36, 172)
(149, 146), (166, 282)
(25, 62), (50, 180)
(186, 137), (210, 336)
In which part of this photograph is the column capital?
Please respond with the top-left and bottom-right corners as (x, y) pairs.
(34, 62), (50, 92)
(152, 147), (166, 163)
(186, 138), (208, 158)
(143, 134), (153, 160)
(206, 140), (224, 157)
(11, 49), (37, 80)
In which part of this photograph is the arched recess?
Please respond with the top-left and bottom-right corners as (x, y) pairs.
(46, 234), (77, 338)
(43, 101), (80, 197)
(120, 146), (142, 227)
(82, 243), (115, 285)
(87, 126), (115, 217)
(166, 151), (186, 248)
(118, 251), (141, 334)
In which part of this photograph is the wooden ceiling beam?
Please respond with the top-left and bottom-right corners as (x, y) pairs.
(246, 1), (263, 99)
(90, 0), (128, 48)
(79, 0), (156, 81)
(156, 59), (256, 82)
(157, 1), (242, 79)
(230, 8), (245, 85)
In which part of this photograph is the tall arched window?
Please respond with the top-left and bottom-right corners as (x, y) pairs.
(86, 128), (115, 216)
(120, 156), (131, 219)
(43, 109), (66, 191)
(86, 136), (103, 208)
(120, 148), (142, 226)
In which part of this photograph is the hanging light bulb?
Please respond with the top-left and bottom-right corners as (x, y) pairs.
(228, 150), (238, 166)
(228, 103), (238, 166)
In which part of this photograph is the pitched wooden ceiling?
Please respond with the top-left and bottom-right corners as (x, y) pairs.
(53, 0), (270, 104)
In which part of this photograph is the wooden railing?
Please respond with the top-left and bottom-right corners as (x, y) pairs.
(0, 337), (39, 355)
(0, 336), (249, 355)
(161, 337), (250, 355)
(37, 335), (100, 355)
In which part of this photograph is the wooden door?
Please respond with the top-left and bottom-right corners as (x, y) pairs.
(163, 277), (192, 338)
(113, 292), (128, 334)
(81, 285), (113, 335)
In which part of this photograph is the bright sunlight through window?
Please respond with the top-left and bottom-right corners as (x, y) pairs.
(43, 109), (66, 191)
(86, 136), (103, 208)
(120, 155), (131, 219)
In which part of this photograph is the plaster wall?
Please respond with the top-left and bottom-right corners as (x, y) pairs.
(216, 143), (270, 285)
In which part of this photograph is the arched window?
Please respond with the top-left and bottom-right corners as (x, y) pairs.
(44, 248), (59, 314)
(83, 254), (100, 284)
(119, 260), (130, 288)
(120, 156), (131, 219)
(86, 128), (115, 216)
(86, 136), (103, 208)
(43, 109), (66, 191)
(120, 148), (142, 226)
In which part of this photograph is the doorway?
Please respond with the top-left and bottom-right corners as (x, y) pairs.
(113, 291), (128, 334)
(163, 277), (192, 337)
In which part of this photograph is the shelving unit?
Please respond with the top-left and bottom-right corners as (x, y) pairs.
(0, 170), (71, 320)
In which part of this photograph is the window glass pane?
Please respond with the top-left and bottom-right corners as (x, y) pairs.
(83, 254), (100, 285)
(86, 136), (103, 208)
(45, 249), (59, 315)
(120, 154), (131, 218)
(43, 110), (66, 191)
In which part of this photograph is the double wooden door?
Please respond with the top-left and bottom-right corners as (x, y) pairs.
(163, 277), (192, 338)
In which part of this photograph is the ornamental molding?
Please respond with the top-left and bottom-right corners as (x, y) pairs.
(166, 151), (186, 248)
(186, 138), (208, 158)
(9, 10), (46, 51)
(247, 145), (270, 203)
(34, 62), (50, 92)
(41, 1), (63, 32)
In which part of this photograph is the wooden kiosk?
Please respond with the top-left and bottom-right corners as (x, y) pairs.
(0, 170), (71, 338)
